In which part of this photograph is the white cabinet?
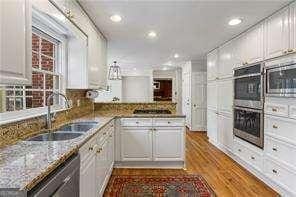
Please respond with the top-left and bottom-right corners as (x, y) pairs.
(153, 128), (184, 161)
(207, 49), (219, 81)
(96, 139), (109, 196)
(207, 81), (218, 110)
(218, 79), (233, 113)
(244, 23), (264, 64)
(80, 155), (96, 197)
(265, 7), (290, 59)
(218, 113), (233, 151)
(207, 109), (218, 144)
(290, 1), (296, 51)
(121, 128), (153, 161)
(218, 41), (235, 78)
(0, 0), (32, 85)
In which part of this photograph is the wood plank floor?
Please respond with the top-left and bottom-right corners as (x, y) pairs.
(109, 131), (278, 196)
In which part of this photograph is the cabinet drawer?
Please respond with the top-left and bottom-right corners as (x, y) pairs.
(264, 157), (296, 194)
(121, 118), (152, 127)
(266, 136), (296, 168)
(79, 136), (96, 162)
(265, 116), (296, 142)
(153, 118), (184, 127)
(265, 103), (289, 117)
(234, 141), (248, 160)
(289, 105), (296, 120)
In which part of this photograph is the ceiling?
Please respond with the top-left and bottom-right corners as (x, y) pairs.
(79, 0), (290, 69)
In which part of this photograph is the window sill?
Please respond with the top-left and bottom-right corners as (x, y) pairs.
(0, 106), (67, 125)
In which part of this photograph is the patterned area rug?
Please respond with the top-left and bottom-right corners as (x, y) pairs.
(104, 175), (216, 197)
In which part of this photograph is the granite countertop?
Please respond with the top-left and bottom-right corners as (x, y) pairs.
(0, 112), (185, 192)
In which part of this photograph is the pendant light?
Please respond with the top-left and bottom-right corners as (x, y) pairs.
(108, 61), (122, 80)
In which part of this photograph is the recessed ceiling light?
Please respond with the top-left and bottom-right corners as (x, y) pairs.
(110, 14), (122, 22)
(228, 18), (242, 26)
(148, 31), (157, 38)
(174, 53), (179, 58)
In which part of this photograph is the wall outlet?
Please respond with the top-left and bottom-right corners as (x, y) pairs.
(77, 99), (81, 107)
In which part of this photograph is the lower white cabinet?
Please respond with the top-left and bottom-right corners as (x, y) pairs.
(121, 128), (153, 161)
(207, 109), (218, 144)
(79, 121), (114, 197)
(218, 113), (233, 151)
(153, 127), (184, 161)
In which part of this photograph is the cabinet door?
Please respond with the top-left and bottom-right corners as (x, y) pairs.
(96, 140), (108, 196)
(245, 24), (264, 64)
(191, 107), (206, 131)
(207, 81), (218, 110)
(218, 113), (233, 151)
(232, 36), (244, 68)
(218, 79), (233, 113)
(207, 49), (218, 81)
(207, 109), (218, 144)
(107, 130), (114, 168)
(121, 128), (152, 161)
(265, 7), (289, 59)
(218, 41), (235, 78)
(153, 128), (184, 161)
(80, 155), (96, 197)
(0, 0), (32, 85)
(290, 1), (296, 51)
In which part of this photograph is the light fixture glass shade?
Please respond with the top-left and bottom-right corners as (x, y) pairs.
(108, 61), (122, 80)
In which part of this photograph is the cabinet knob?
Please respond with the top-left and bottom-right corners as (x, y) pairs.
(272, 169), (278, 174)
(109, 135), (112, 137)
(136, 121), (139, 124)
(89, 146), (94, 151)
(168, 121), (171, 124)
(287, 49), (294, 53)
(283, 50), (288, 54)
(238, 149), (242, 152)
(272, 147), (277, 151)
(272, 125), (278, 129)
(103, 132), (107, 135)
(272, 108), (277, 112)
(96, 148), (102, 154)
(251, 156), (255, 160)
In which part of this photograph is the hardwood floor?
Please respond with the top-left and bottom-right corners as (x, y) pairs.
(110, 131), (278, 196)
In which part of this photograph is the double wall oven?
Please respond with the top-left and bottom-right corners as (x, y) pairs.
(233, 63), (264, 148)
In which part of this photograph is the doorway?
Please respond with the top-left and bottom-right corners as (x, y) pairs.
(153, 79), (172, 101)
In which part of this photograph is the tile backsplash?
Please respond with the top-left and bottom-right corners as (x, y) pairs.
(0, 89), (93, 148)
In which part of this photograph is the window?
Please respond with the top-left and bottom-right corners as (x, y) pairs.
(0, 29), (62, 113)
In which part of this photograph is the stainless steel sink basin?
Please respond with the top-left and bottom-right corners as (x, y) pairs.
(57, 122), (98, 133)
(27, 132), (83, 141)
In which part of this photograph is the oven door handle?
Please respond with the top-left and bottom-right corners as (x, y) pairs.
(233, 106), (262, 113)
(234, 73), (262, 79)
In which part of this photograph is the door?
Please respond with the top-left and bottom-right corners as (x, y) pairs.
(218, 113), (233, 151)
(245, 24), (264, 64)
(207, 49), (219, 81)
(121, 128), (153, 161)
(0, 0), (32, 85)
(153, 128), (184, 161)
(96, 139), (108, 196)
(207, 109), (218, 144)
(80, 155), (96, 197)
(265, 7), (289, 59)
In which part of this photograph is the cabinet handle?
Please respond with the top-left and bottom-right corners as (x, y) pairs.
(89, 146), (94, 151)
(272, 108), (277, 112)
(103, 132), (107, 135)
(272, 169), (278, 174)
(96, 148), (102, 154)
(168, 121), (171, 124)
(238, 149), (242, 152)
(272, 147), (277, 151)
(251, 156), (255, 160)
(136, 121), (139, 124)
(283, 50), (288, 54)
(288, 49), (294, 53)
(109, 135), (112, 137)
(272, 125), (278, 129)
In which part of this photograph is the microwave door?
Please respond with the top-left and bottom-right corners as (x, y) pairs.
(267, 64), (296, 97)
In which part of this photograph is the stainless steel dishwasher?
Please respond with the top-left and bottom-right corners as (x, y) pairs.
(28, 154), (80, 197)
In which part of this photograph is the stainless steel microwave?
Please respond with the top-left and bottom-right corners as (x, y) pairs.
(265, 60), (296, 97)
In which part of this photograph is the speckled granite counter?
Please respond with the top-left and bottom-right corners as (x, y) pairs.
(0, 112), (185, 192)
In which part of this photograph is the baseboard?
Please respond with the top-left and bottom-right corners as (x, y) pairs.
(114, 161), (185, 169)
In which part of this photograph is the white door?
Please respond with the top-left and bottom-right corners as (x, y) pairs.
(207, 109), (218, 144)
(0, 0), (32, 85)
(245, 23), (264, 64)
(153, 128), (184, 161)
(265, 7), (290, 59)
(121, 128), (153, 161)
(207, 49), (219, 81)
(218, 79), (233, 114)
(207, 81), (218, 110)
(80, 155), (96, 197)
(218, 113), (233, 151)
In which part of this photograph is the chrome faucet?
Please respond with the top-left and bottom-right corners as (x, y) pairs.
(46, 92), (71, 129)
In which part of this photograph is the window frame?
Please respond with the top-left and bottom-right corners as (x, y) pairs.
(0, 9), (68, 125)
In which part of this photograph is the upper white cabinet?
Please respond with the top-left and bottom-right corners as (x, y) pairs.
(218, 41), (235, 78)
(265, 7), (290, 59)
(290, 1), (296, 51)
(0, 0), (32, 85)
(244, 23), (264, 64)
(207, 49), (219, 81)
(217, 78), (233, 113)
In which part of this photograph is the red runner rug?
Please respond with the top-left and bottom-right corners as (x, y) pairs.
(104, 174), (216, 197)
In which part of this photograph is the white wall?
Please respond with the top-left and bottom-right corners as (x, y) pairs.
(122, 76), (152, 102)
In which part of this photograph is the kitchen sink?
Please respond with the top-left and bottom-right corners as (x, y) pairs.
(27, 132), (83, 141)
(57, 122), (98, 133)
